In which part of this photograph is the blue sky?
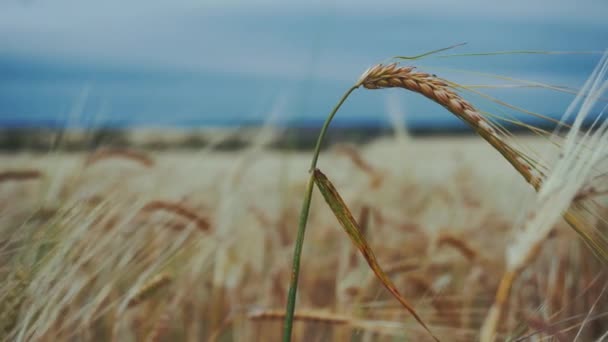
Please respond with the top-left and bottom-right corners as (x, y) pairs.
(0, 0), (607, 129)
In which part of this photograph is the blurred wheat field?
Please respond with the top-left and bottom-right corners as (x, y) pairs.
(1, 134), (606, 341)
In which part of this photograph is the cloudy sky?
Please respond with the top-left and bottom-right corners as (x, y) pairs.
(0, 0), (606, 128)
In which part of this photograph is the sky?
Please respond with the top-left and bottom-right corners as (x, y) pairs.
(0, 0), (607, 129)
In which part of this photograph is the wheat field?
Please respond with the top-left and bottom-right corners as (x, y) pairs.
(1, 132), (606, 341)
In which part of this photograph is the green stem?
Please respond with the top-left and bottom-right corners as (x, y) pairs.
(283, 85), (359, 341)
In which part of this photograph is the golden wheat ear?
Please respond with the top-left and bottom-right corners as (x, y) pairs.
(357, 63), (540, 186)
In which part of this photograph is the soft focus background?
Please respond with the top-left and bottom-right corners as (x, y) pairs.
(1, 0), (607, 130)
(2, 2), (608, 341)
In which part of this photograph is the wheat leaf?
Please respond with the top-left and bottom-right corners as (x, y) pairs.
(312, 168), (439, 342)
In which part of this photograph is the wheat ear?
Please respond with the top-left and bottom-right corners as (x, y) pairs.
(359, 63), (540, 186)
